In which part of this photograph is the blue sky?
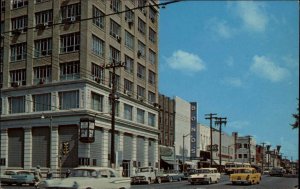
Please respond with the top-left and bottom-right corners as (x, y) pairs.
(158, 1), (299, 160)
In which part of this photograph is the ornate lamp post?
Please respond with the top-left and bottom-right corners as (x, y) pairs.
(79, 117), (95, 143)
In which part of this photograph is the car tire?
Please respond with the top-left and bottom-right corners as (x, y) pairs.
(168, 176), (173, 182)
(232, 182), (236, 185)
(207, 178), (212, 185)
(178, 177), (181, 182)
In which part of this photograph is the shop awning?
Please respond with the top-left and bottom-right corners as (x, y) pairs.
(184, 161), (196, 166)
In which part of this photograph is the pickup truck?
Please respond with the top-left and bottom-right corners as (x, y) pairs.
(130, 166), (163, 184)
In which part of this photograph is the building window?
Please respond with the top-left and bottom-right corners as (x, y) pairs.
(137, 63), (145, 80)
(1, 21), (4, 33)
(148, 70), (155, 85)
(148, 91), (155, 104)
(149, 49), (156, 64)
(10, 69), (26, 86)
(92, 35), (104, 57)
(33, 93), (51, 112)
(11, 16), (28, 31)
(33, 65), (51, 84)
(149, 6), (157, 23)
(12, 0), (28, 9)
(138, 18), (146, 35)
(124, 79), (133, 93)
(92, 6), (105, 29)
(60, 32), (80, 53)
(34, 38), (52, 57)
(137, 85), (145, 98)
(109, 46), (120, 63)
(1, 0), (5, 12)
(148, 112), (155, 127)
(125, 6), (134, 22)
(59, 90), (79, 110)
(238, 154), (242, 158)
(124, 104), (133, 121)
(124, 55), (133, 73)
(125, 31), (134, 50)
(36, 0), (50, 3)
(91, 92), (103, 112)
(9, 96), (25, 114)
(110, 19), (121, 39)
(61, 3), (81, 20)
(137, 108), (145, 124)
(149, 28), (156, 43)
(60, 61), (80, 80)
(91, 63), (104, 84)
(110, 0), (121, 13)
(35, 10), (53, 25)
(244, 154), (248, 158)
(244, 144), (248, 149)
(10, 43), (27, 62)
(137, 41), (146, 59)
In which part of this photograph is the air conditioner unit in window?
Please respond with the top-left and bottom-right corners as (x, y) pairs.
(124, 90), (132, 96)
(12, 29), (22, 36)
(70, 16), (76, 22)
(94, 77), (101, 83)
(142, 8), (147, 16)
(36, 23), (46, 30)
(116, 35), (121, 43)
(137, 95), (144, 102)
(41, 51), (47, 56)
(137, 50), (142, 58)
(39, 78), (45, 84)
(11, 82), (19, 87)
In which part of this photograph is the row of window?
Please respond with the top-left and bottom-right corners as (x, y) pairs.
(2, 90), (156, 127)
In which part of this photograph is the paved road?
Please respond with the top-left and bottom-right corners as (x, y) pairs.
(0, 175), (298, 189)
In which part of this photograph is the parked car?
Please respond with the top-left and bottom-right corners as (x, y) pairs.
(131, 166), (163, 184)
(269, 167), (285, 177)
(230, 167), (261, 185)
(188, 168), (220, 185)
(263, 169), (270, 175)
(0, 170), (36, 186)
(37, 167), (131, 189)
(160, 170), (184, 182)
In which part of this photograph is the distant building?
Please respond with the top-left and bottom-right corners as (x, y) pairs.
(235, 135), (257, 165)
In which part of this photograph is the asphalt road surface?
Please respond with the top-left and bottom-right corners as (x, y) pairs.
(0, 175), (298, 189)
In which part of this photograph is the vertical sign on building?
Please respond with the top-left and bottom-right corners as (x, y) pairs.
(190, 102), (197, 158)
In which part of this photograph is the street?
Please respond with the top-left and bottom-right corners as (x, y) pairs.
(1, 175), (298, 189)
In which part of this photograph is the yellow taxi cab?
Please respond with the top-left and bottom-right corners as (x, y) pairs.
(230, 167), (261, 185)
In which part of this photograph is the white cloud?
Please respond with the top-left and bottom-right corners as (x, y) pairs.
(165, 50), (206, 73)
(229, 120), (250, 130)
(224, 77), (243, 87)
(250, 55), (289, 82)
(207, 18), (236, 39)
(236, 1), (268, 32)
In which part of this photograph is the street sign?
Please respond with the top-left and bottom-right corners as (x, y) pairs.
(207, 144), (218, 152)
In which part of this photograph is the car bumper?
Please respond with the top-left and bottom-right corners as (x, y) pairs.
(188, 177), (209, 183)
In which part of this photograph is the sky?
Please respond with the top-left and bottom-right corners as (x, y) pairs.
(158, 1), (299, 160)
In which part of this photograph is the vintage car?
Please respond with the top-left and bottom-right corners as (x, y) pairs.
(0, 170), (36, 186)
(160, 170), (184, 182)
(37, 167), (131, 189)
(269, 167), (285, 177)
(188, 168), (220, 185)
(230, 167), (261, 185)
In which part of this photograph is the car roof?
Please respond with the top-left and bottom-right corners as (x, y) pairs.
(234, 167), (255, 170)
(74, 167), (115, 171)
(198, 168), (217, 170)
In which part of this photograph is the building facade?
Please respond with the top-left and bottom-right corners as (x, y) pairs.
(0, 0), (160, 177)
(235, 135), (257, 165)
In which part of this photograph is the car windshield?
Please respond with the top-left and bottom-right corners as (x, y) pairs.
(197, 169), (211, 173)
(234, 169), (252, 173)
(72, 169), (98, 177)
(138, 168), (150, 172)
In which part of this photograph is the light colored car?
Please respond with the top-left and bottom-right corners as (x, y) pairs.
(269, 167), (285, 177)
(37, 167), (131, 189)
(230, 167), (261, 185)
(0, 170), (36, 186)
(188, 168), (220, 185)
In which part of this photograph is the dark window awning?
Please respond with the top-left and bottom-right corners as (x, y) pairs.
(161, 156), (178, 165)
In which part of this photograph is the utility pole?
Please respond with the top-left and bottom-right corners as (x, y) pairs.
(247, 136), (252, 164)
(215, 117), (227, 173)
(266, 145), (271, 170)
(105, 60), (125, 168)
(205, 113), (217, 167)
(261, 142), (265, 173)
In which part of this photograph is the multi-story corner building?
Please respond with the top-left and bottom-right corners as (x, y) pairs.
(0, 0), (160, 177)
(235, 135), (257, 165)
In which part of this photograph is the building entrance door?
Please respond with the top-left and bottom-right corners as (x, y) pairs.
(122, 160), (131, 177)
